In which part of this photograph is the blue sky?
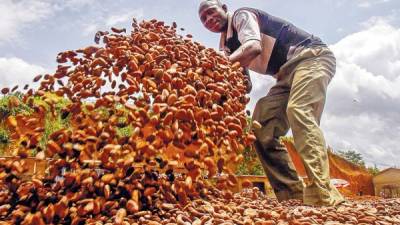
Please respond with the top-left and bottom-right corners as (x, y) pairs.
(1, 0), (400, 168)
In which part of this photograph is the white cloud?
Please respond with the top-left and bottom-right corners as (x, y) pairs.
(106, 9), (144, 27)
(81, 9), (144, 37)
(246, 73), (275, 111)
(325, 19), (400, 168)
(336, 27), (344, 33)
(82, 23), (99, 37)
(0, 0), (101, 46)
(334, 18), (400, 82)
(0, 57), (47, 90)
(57, 0), (96, 10)
(356, 0), (392, 8)
(0, 0), (53, 45)
(328, 0), (393, 8)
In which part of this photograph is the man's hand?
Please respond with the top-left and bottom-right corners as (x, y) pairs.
(228, 39), (262, 67)
(243, 68), (252, 93)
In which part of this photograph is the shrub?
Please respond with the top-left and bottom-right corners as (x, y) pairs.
(0, 128), (9, 144)
(235, 146), (265, 176)
(116, 125), (134, 138)
(37, 95), (71, 153)
(0, 128), (10, 156)
(0, 93), (32, 118)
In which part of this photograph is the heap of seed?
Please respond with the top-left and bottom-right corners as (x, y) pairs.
(1, 19), (400, 225)
(0, 19), (257, 224)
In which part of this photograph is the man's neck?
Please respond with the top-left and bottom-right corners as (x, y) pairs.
(221, 12), (232, 35)
(219, 12), (233, 53)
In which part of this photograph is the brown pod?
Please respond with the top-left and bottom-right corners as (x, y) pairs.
(152, 68), (164, 79)
(82, 201), (94, 216)
(54, 196), (69, 219)
(144, 77), (157, 90)
(244, 133), (257, 146)
(1, 87), (9, 95)
(175, 109), (189, 121)
(146, 32), (161, 42)
(111, 27), (127, 33)
(227, 123), (243, 135)
(126, 199), (140, 214)
(23, 212), (45, 225)
(167, 93), (178, 106)
(0, 205), (11, 217)
(231, 61), (241, 70)
(114, 208), (127, 224)
(64, 173), (77, 187)
(92, 199), (102, 215)
(104, 184), (111, 200)
(0, 18), (263, 222)
(203, 157), (217, 177)
(111, 80), (117, 89)
(163, 72), (172, 82)
(47, 140), (62, 156)
(33, 74), (43, 82)
(101, 174), (115, 184)
(91, 57), (108, 68)
(6, 116), (18, 128)
(153, 103), (168, 114)
(128, 59), (139, 71)
(144, 187), (157, 197)
(177, 189), (189, 206)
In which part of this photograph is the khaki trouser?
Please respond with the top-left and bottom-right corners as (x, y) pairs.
(252, 46), (345, 206)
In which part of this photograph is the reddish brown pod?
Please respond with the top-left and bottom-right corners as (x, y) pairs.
(0, 18), (257, 224)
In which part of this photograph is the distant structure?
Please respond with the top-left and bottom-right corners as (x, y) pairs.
(373, 168), (400, 198)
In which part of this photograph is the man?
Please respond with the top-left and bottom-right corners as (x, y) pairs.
(198, 0), (344, 206)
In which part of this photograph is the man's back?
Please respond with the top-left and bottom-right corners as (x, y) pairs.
(224, 7), (325, 75)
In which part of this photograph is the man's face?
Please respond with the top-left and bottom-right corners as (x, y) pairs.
(199, 2), (228, 33)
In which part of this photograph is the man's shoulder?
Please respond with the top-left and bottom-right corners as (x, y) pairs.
(233, 7), (271, 18)
(232, 7), (258, 22)
(233, 7), (256, 16)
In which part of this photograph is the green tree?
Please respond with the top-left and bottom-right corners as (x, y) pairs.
(236, 146), (265, 176)
(337, 149), (366, 167)
(0, 93), (32, 119)
(0, 128), (10, 156)
(367, 164), (380, 176)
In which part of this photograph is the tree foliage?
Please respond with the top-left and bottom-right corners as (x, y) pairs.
(0, 93), (32, 119)
(235, 117), (265, 175)
(236, 146), (265, 176)
(367, 164), (380, 176)
(337, 149), (366, 167)
(337, 149), (381, 175)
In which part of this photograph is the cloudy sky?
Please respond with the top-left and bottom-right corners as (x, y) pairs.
(1, 0), (399, 168)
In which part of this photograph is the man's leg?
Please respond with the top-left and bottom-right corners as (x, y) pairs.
(252, 87), (304, 202)
(286, 47), (344, 206)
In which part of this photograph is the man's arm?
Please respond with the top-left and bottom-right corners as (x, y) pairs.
(228, 40), (261, 67)
(228, 10), (262, 67)
(222, 10), (257, 93)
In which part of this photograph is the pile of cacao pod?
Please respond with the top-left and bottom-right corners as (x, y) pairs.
(2, 18), (399, 225)
(0, 18), (256, 224)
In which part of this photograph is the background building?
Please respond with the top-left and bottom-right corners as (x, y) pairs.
(373, 168), (400, 198)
